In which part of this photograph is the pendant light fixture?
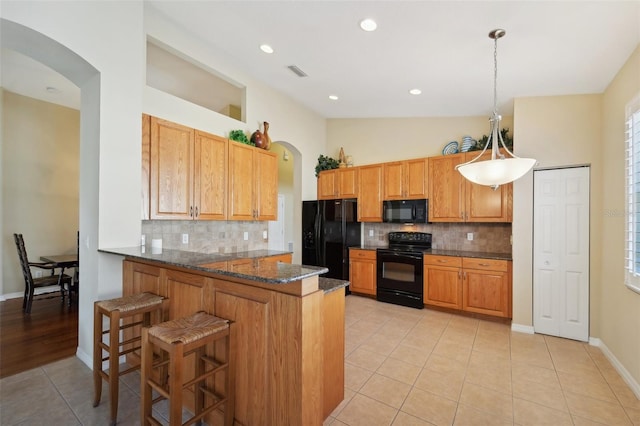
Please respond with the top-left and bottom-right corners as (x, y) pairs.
(456, 29), (536, 187)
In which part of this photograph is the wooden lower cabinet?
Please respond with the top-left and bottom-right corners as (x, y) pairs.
(349, 249), (376, 295)
(423, 255), (462, 309)
(462, 257), (511, 318)
(424, 255), (512, 318)
(122, 256), (338, 424)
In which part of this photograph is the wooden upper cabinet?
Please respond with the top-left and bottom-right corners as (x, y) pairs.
(358, 164), (383, 222)
(148, 116), (228, 220)
(428, 153), (465, 222)
(428, 152), (512, 223)
(317, 168), (358, 200)
(383, 158), (428, 200)
(142, 114), (151, 220)
(464, 151), (513, 222)
(149, 117), (195, 220)
(255, 148), (278, 221)
(338, 168), (358, 198)
(228, 141), (278, 221)
(194, 131), (228, 220)
(317, 170), (337, 200)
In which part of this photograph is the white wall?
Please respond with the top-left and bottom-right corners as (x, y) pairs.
(1, 0), (327, 367)
(2, 91), (80, 296)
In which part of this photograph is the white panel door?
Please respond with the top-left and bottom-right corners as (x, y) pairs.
(533, 167), (590, 341)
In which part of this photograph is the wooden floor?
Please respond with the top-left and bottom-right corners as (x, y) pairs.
(0, 294), (78, 378)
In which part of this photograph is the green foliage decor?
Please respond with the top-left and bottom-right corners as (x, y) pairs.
(470, 127), (513, 151)
(315, 155), (339, 177)
(229, 129), (254, 146)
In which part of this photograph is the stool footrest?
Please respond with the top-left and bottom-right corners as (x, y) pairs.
(146, 378), (170, 400)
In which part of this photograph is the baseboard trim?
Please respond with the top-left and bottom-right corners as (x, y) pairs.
(76, 347), (92, 370)
(511, 323), (535, 334)
(590, 338), (640, 400)
(2, 285), (62, 301)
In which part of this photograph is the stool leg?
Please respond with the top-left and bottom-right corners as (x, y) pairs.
(140, 327), (153, 426)
(93, 304), (103, 407)
(108, 310), (121, 426)
(169, 343), (184, 426)
(194, 345), (205, 426)
(225, 323), (236, 426)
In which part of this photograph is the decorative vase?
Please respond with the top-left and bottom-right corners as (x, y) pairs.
(251, 129), (265, 148)
(263, 122), (272, 150)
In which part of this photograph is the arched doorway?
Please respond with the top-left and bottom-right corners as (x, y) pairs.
(1, 18), (100, 365)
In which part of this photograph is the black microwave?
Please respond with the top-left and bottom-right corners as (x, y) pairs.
(382, 199), (429, 224)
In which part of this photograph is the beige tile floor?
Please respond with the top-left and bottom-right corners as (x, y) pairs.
(1, 295), (639, 425)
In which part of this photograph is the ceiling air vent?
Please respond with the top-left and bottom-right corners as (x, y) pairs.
(287, 65), (308, 77)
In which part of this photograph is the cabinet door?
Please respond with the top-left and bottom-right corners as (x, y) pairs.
(463, 268), (510, 317)
(141, 114), (151, 220)
(194, 131), (227, 220)
(423, 265), (462, 309)
(358, 164), (383, 222)
(150, 117), (195, 219)
(228, 141), (255, 220)
(383, 162), (404, 200)
(428, 154), (465, 222)
(405, 158), (428, 199)
(464, 152), (512, 222)
(338, 168), (358, 198)
(255, 149), (278, 220)
(349, 256), (376, 295)
(317, 170), (337, 200)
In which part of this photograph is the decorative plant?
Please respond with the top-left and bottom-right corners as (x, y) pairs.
(229, 129), (254, 146)
(315, 155), (339, 177)
(470, 127), (513, 151)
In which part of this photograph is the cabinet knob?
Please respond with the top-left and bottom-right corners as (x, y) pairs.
(195, 206), (199, 218)
(190, 206), (193, 217)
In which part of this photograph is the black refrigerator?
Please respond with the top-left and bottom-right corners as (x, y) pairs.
(302, 199), (361, 283)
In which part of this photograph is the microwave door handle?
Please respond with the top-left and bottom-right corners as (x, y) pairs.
(412, 205), (416, 220)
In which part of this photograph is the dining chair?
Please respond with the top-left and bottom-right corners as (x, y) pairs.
(13, 233), (73, 314)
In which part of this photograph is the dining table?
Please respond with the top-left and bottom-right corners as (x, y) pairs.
(40, 254), (79, 304)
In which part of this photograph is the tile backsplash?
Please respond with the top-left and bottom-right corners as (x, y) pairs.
(363, 222), (512, 253)
(142, 220), (269, 254)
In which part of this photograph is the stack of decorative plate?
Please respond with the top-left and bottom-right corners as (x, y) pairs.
(442, 141), (459, 155)
(460, 136), (477, 152)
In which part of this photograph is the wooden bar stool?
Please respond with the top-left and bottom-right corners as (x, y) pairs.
(141, 311), (235, 426)
(93, 292), (169, 426)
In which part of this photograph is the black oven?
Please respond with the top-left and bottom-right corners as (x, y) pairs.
(376, 232), (432, 309)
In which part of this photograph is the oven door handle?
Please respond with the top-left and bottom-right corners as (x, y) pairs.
(381, 251), (423, 261)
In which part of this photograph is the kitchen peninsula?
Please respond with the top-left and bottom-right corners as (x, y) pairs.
(100, 247), (347, 425)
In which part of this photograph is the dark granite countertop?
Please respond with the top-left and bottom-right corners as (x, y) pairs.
(318, 277), (349, 294)
(350, 245), (511, 260)
(99, 247), (328, 284)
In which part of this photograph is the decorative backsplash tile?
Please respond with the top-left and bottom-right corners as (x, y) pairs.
(142, 220), (269, 254)
(362, 222), (512, 253)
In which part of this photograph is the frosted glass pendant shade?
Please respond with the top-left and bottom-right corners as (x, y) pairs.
(457, 157), (536, 186)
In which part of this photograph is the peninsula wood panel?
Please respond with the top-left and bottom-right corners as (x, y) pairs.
(358, 164), (383, 222)
(194, 131), (227, 220)
(214, 285), (270, 426)
(323, 288), (345, 419)
(150, 117), (194, 220)
(122, 259), (332, 424)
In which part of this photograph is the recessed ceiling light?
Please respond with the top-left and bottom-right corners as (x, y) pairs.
(359, 18), (377, 32)
(260, 44), (274, 54)
(409, 88), (422, 95)
(45, 86), (60, 94)
(329, 95), (339, 101)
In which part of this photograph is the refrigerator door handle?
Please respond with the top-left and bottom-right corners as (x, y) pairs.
(314, 207), (322, 266)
